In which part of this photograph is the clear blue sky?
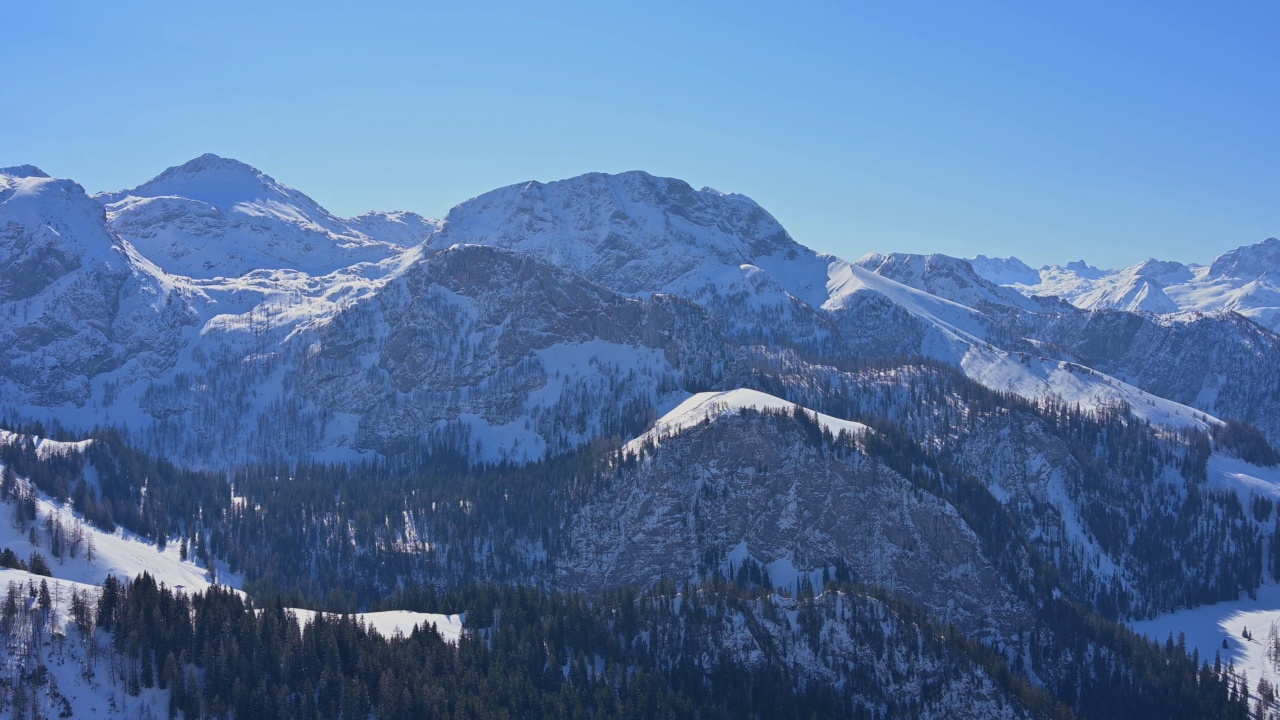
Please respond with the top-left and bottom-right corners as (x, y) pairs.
(4, 0), (1276, 268)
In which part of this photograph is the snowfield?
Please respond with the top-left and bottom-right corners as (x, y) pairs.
(1131, 584), (1280, 704)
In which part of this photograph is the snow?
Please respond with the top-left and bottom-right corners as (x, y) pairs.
(0, 571), (462, 720)
(0, 164), (50, 180)
(0, 451), (463, 660)
(427, 170), (797, 297)
(823, 249), (1219, 435)
(0, 162), (1266, 472)
(858, 252), (1046, 314)
(1208, 453), (1280, 504)
(0, 479), (228, 595)
(1126, 456), (1280, 698)
(0, 569), (173, 719)
(1131, 583), (1280, 698)
(626, 388), (870, 453)
(0, 430), (94, 460)
(1073, 274), (1179, 313)
(348, 210), (441, 247)
(283, 608), (464, 643)
(721, 541), (827, 594)
(764, 554), (825, 593)
(1209, 238), (1280, 280)
(97, 154), (415, 279)
(959, 347), (1215, 434)
(825, 251), (1220, 437)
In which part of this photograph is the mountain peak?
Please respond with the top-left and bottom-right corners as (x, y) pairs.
(1064, 259), (1107, 278)
(0, 170), (133, 305)
(973, 254), (1031, 269)
(117, 153), (292, 208)
(969, 255), (1042, 286)
(97, 155), (410, 278)
(0, 165), (51, 179)
(1209, 237), (1280, 280)
(857, 251), (980, 275)
(153, 153), (267, 183)
(429, 170), (796, 294)
(1130, 258), (1191, 284)
(95, 153), (322, 217)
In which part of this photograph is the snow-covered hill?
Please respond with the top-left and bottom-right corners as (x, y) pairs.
(624, 388), (869, 453)
(570, 395), (1029, 642)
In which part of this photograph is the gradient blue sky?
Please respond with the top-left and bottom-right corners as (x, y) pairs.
(4, 1), (1276, 268)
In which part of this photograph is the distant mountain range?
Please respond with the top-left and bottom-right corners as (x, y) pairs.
(970, 240), (1280, 331)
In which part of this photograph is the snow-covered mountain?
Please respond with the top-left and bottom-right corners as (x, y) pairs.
(97, 154), (432, 278)
(969, 254), (1043, 286)
(858, 250), (1280, 447)
(1208, 237), (1280, 281)
(348, 209), (440, 247)
(855, 251), (1064, 318)
(1, 157), (1276, 471)
(422, 171), (1223, 445)
(425, 170), (796, 296)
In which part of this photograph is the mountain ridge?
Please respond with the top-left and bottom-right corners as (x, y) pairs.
(1, 156), (1276, 465)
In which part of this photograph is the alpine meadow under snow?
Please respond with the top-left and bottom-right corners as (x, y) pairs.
(2, 155), (1279, 718)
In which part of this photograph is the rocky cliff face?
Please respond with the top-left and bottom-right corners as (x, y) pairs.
(301, 244), (733, 459)
(0, 169), (197, 408)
